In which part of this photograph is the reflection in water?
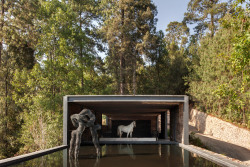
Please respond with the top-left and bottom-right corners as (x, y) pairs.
(69, 155), (100, 167)
(93, 157), (100, 167)
(158, 144), (161, 157)
(118, 144), (136, 159)
(9, 145), (221, 167)
(69, 156), (79, 167)
(9, 150), (63, 167)
(101, 145), (107, 157)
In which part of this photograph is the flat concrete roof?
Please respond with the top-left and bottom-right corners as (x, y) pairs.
(66, 95), (186, 102)
(65, 95), (187, 115)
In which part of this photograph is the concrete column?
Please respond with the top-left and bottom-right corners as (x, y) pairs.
(170, 108), (176, 141)
(63, 96), (68, 145)
(183, 95), (189, 145)
(164, 111), (168, 139)
(156, 115), (159, 132)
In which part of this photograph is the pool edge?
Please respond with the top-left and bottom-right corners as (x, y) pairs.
(0, 145), (68, 167)
(179, 143), (248, 167)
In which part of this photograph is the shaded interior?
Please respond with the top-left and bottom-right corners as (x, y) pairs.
(68, 100), (182, 143)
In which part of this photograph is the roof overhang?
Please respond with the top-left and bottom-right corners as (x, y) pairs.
(65, 95), (187, 115)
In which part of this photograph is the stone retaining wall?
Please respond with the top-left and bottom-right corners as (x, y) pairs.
(189, 109), (250, 149)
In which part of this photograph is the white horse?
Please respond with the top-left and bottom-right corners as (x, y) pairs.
(117, 121), (136, 138)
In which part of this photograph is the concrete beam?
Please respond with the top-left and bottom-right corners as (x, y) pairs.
(67, 95), (185, 103)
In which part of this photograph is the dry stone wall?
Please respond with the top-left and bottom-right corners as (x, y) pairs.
(189, 109), (250, 149)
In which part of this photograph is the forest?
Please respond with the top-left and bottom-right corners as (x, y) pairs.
(0, 0), (249, 159)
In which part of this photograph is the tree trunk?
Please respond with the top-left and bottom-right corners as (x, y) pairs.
(0, 0), (5, 67)
(242, 71), (246, 124)
(4, 56), (9, 151)
(120, 8), (125, 95)
(132, 50), (137, 95)
(156, 47), (161, 94)
(79, 11), (84, 92)
(120, 53), (125, 95)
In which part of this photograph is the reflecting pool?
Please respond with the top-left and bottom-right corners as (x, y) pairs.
(10, 145), (221, 167)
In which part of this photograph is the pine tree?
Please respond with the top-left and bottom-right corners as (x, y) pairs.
(183, 0), (228, 37)
(100, 0), (157, 94)
(165, 22), (190, 94)
(137, 30), (169, 94)
(165, 22), (190, 48)
(0, 0), (5, 68)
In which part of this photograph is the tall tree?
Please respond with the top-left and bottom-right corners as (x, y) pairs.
(165, 21), (190, 48)
(100, 0), (157, 94)
(183, 0), (228, 37)
(11, 0), (111, 154)
(137, 30), (169, 94)
(165, 22), (190, 94)
(138, 21), (190, 95)
(0, 0), (5, 67)
(0, 0), (39, 158)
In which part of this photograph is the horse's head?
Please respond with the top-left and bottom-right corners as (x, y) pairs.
(133, 121), (136, 127)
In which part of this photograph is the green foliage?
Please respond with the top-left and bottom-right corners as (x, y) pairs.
(1, 0), (112, 158)
(0, 0), (39, 158)
(11, 0), (112, 155)
(183, 0), (229, 37)
(137, 30), (169, 94)
(165, 21), (190, 47)
(137, 23), (190, 95)
(187, 2), (249, 127)
(100, 0), (158, 94)
(0, 0), (249, 160)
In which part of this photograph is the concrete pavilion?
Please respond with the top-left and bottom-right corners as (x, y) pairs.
(63, 95), (189, 145)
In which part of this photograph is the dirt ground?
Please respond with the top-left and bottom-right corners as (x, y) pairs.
(189, 125), (250, 166)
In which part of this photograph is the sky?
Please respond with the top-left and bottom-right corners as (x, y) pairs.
(152, 0), (190, 33)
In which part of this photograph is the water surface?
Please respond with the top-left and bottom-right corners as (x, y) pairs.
(10, 145), (220, 167)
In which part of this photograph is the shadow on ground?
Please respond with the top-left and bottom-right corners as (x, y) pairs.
(189, 125), (250, 162)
